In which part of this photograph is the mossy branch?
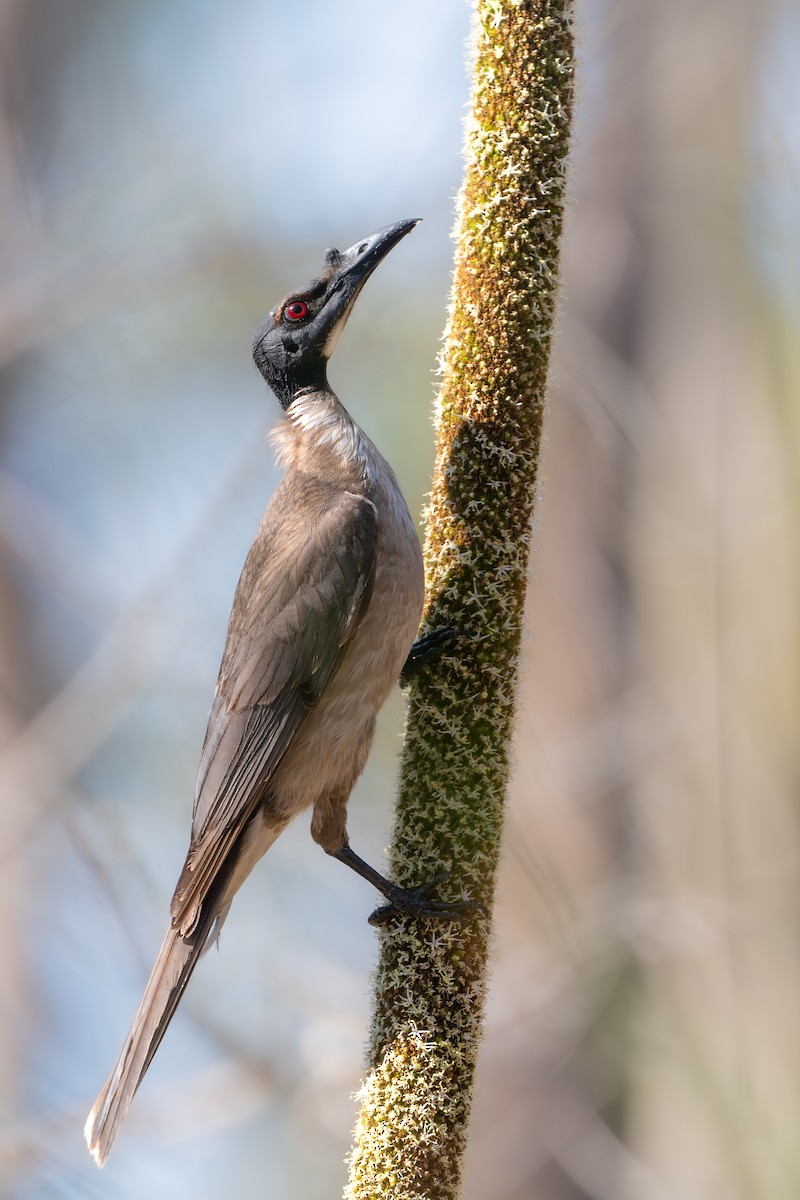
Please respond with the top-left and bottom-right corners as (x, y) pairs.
(346, 3), (575, 1197)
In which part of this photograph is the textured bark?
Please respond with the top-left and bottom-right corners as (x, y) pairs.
(345, 2), (575, 1197)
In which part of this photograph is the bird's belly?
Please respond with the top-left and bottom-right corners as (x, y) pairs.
(270, 508), (424, 816)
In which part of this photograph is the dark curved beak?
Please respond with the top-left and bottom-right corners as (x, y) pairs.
(318, 218), (420, 352)
(332, 218), (420, 286)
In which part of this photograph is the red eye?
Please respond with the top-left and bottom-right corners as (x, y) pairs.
(285, 300), (309, 322)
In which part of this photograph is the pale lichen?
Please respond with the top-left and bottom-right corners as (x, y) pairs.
(346, 3), (575, 1197)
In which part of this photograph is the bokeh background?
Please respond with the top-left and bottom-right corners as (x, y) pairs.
(1, 0), (798, 1197)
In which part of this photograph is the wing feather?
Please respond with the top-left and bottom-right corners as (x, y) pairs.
(170, 481), (376, 932)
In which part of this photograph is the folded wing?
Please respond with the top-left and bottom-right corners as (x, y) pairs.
(171, 482), (377, 935)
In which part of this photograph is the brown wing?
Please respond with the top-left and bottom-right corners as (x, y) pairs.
(170, 481), (377, 933)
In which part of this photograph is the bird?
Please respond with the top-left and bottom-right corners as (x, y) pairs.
(84, 218), (465, 1166)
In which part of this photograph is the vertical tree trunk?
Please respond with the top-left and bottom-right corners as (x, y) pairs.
(346, 3), (575, 1197)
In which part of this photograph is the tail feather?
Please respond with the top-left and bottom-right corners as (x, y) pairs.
(84, 910), (219, 1167)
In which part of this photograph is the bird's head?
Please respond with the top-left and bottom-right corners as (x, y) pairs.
(252, 218), (419, 409)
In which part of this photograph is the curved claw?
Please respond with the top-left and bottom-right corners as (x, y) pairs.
(400, 628), (471, 686)
(368, 873), (479, 927)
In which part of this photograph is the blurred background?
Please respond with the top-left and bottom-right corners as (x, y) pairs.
(0, 0), (797, 1197)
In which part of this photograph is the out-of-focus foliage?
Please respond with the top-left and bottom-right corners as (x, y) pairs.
(0, 1), (797, 1198)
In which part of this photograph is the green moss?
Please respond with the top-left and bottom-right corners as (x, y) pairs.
(346, 2), (575, 1197)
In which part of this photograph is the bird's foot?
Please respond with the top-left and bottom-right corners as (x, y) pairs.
(329, 843), (478, 927)
(400, 627), (467, 685)
(368, 872), (478, 927)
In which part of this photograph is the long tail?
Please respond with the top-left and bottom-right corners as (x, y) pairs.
(84, 904), (222, 1167)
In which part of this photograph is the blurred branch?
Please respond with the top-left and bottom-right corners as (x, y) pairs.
(0, 470), (112, 621)
(346, 3), (575, 1197)
(0, 236), (260, 370)
(0, 430), (269, 860)
(0, 1059), (274, 1182)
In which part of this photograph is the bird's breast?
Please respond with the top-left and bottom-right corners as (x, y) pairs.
(315, 465), (424, 724)
(343, 481), (423, 692)
(270, 464), (423, 811)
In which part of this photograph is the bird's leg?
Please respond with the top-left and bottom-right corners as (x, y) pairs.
(329, 843), (477, 926)
(400, 627), (464, 685)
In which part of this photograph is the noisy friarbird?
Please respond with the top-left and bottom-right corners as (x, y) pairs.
(85, 219), (466, 1166)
